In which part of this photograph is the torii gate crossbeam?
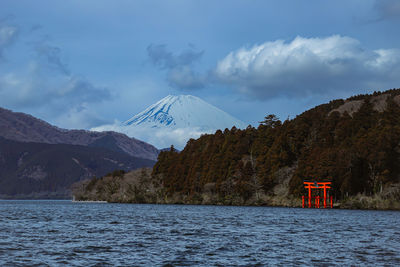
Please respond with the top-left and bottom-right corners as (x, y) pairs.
(302, 181), (332, 208)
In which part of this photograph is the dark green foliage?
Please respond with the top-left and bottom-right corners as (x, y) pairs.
(85, 177), (98, 192)
(153, 89), (400, 201)
(259, 114), (282, 128)
(107, 170), (126, 178)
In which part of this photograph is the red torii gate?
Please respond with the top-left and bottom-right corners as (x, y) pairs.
(302, 181), (333, 208)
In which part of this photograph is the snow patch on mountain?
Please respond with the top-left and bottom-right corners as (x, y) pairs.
(92, 95), (247, 149)
(124, 95), (246, 130)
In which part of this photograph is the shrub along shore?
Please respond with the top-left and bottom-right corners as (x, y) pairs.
(72, 168), (400, 210)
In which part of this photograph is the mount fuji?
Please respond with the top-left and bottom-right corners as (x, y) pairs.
(92, 95), (247, 149)
(124, 95), (246, 130)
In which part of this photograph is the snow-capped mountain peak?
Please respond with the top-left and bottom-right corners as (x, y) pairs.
(123, 95), (246, 130)
(92, 94), (247, 149)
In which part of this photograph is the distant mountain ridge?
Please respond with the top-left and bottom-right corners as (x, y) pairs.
(0, 137), (155, 198)
(0, 107), (159, 161)
(0, 106), (160, 198)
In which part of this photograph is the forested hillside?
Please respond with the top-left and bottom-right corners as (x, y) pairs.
(74, 89), (400, 208)
(152, 89), (400, 206)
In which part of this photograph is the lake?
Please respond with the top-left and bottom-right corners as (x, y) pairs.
(0, 200), (399, 266)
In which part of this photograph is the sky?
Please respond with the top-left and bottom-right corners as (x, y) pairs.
(1, 0), (400, 141)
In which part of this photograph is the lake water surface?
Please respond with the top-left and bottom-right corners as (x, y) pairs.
(0, 200), (399, 266)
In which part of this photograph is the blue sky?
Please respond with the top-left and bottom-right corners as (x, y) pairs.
(1, 0), (400, 130)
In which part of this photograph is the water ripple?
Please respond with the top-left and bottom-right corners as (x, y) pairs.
(0, 201), (399, 266)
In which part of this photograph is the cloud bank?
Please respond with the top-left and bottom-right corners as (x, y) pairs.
(147, 44), (205, 90)
(0, 21), (112, 129)
(0, 21), (18, 59)
(92, 123), (208, 150)
(215, 35), (400, 99)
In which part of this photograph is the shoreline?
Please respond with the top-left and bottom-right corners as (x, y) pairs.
(77, 200), (400, 211)
(0, 198), (398, 210)
(71, 200), (108, 203)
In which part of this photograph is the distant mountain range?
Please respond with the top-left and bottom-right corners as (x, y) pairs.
(0, 137), (154, 198)
(93, 95), (247, 149)
(0, 107), (159, 161)
(0, 107), (159, 198)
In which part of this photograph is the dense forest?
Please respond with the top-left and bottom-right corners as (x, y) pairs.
(74, 89), (400, 209)
(152, 89), (400, 206)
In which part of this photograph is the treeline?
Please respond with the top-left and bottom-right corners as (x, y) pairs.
(153, 89), (400, 204)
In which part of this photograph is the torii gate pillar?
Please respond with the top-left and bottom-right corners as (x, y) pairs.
(302, 181), (332, 208)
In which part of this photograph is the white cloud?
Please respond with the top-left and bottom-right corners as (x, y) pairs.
(0, 61), (112, 128)
(53, 105), (109, 130)
(0, 22), (18, 58)
(215, 35), (400, 99)
(0, 21), (112, 129)
(92, 123), (210, 149)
